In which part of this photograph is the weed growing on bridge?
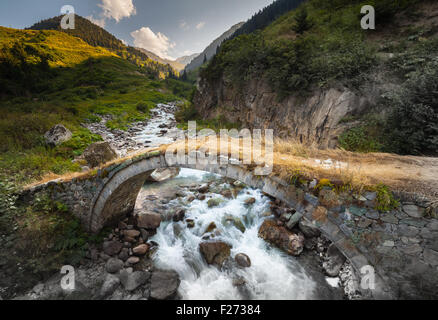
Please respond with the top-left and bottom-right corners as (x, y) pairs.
(374, 183), (400, 212)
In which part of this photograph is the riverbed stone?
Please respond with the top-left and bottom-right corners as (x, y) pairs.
(106, 258), (124, 274)
(150, 270), (180, 300)
(258, 219), (304, 256)
(133, 244), (150, 256)
(119, 270), (150, 292)
(103, 241), (123, 256)
(124, 229), (140, 239)
(136, 211), (162, 229)
(235, 253), (251, 268)
(100, 274), (120, 298)
(199, 241), (231, 266)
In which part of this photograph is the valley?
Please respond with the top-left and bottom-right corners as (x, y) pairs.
(0, 0), (437, 302)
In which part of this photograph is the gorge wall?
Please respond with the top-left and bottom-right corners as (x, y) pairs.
(194, 77), (380, 149)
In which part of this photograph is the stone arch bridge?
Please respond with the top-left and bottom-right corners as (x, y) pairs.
(21, 150), (438, 300)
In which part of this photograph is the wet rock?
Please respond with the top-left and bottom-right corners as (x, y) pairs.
(119, 270), (150, 292)
(118, 248), (129, 261)
(298, 218), (321, 238)
(149, 168), (181, 182)
(323, 244), (346, 277)
(136, 211), (162, 229)
(186, 219), (195, 228)
(258, 219), (304, 256)
(126, 257), (140, 265)
(173, 209), (186, 222)
(403, 205), (425, 218)
(187, 195), (195, 202)
(106, 258), (124, 274)
(204, 222), (217, 234)
(199, 241), (231, 266)
(207, 198), (224, 208)
(223, 215), (246, 233)
(197, 184), (209, 193)
(197, 194), (206, 201)
(244, 197), (256, 205)
(82, 142), (118, 168)
(124, 229), (140, 239)
(44, 124), (72, 146)
(235, 253), (251, 268)
(100, 274), (120, 298)
(133, 244), (150, 256)
(221, 189), (233, 199)
(150, 270), (180, 300)
(103, 241), (123, 256)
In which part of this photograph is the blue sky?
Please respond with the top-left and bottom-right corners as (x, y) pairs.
(0, 0), (274, 59)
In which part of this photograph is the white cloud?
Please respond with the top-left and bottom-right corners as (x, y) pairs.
(131, 27), (175, 60)
(98, 0), (136, 22)
(196, 22), (205, 30)
(179, 20), (189, 30)
(86, 15), (106, 28)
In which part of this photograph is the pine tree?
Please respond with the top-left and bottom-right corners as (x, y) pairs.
(292, 8), (312, 35)
(203, 54), (207, 64)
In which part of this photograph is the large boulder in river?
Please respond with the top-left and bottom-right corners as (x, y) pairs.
(150, 270), (180, 300)
(44, 124), (72, 146)
(82, 141), (118, 168)
(199, 241), (231, 266)
(148, 168), (181, 182)
(136, 210), (162, 230)
(258, 219), (304, 256)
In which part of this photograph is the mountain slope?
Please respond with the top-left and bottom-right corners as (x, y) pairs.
(175, 53), (198, 66)
(135, 47), (184, 72)
(185, 21), (244, 71)
(28, 15), (175, 77)
(195, 0), (438, 156)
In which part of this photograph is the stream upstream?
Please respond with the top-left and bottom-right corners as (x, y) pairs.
(123, 103), (346, 300)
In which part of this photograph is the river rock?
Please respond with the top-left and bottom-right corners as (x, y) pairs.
(133, 244), (150, 256)
(124, 229), (140, 239)
(106, 258), (124, 274)
(136, 211), (162, 229)
(258, 219), (304, 256)
(208, 198), (224, 208)
(103, 240), (123, 256)
(197, 184), (209, 193)
(127, 256), (140, 265)
(199, 241), (231, 266)
(150, 270), (180, 300)
(235, 253), (251, 268)
(100, 274), (120, 298)
(119, 270), (150, 292)
(82, 141), (118, 168)
(118, 248), (129, 261)
(44, 124), (72, 146)
(323, 244), (346, 277)
(173, 209), (186, 222)
(244, 197), (256, 205)
(298, 218), (321, 238)
(149, 168), (181, 182)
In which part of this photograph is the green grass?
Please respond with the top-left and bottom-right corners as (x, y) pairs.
(0, 27), (194, 185)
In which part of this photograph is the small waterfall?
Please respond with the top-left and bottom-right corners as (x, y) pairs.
(146, 169), (319, 300)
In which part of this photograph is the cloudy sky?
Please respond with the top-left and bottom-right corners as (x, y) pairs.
(0, 0), (273, 60)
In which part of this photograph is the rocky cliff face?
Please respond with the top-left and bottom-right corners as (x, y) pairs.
(194, 77), (380, 148)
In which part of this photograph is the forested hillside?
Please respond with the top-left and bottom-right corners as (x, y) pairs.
(197, 0), (438, 156)
(0, 26), (192, 184)
(28, 15), (176, 78)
